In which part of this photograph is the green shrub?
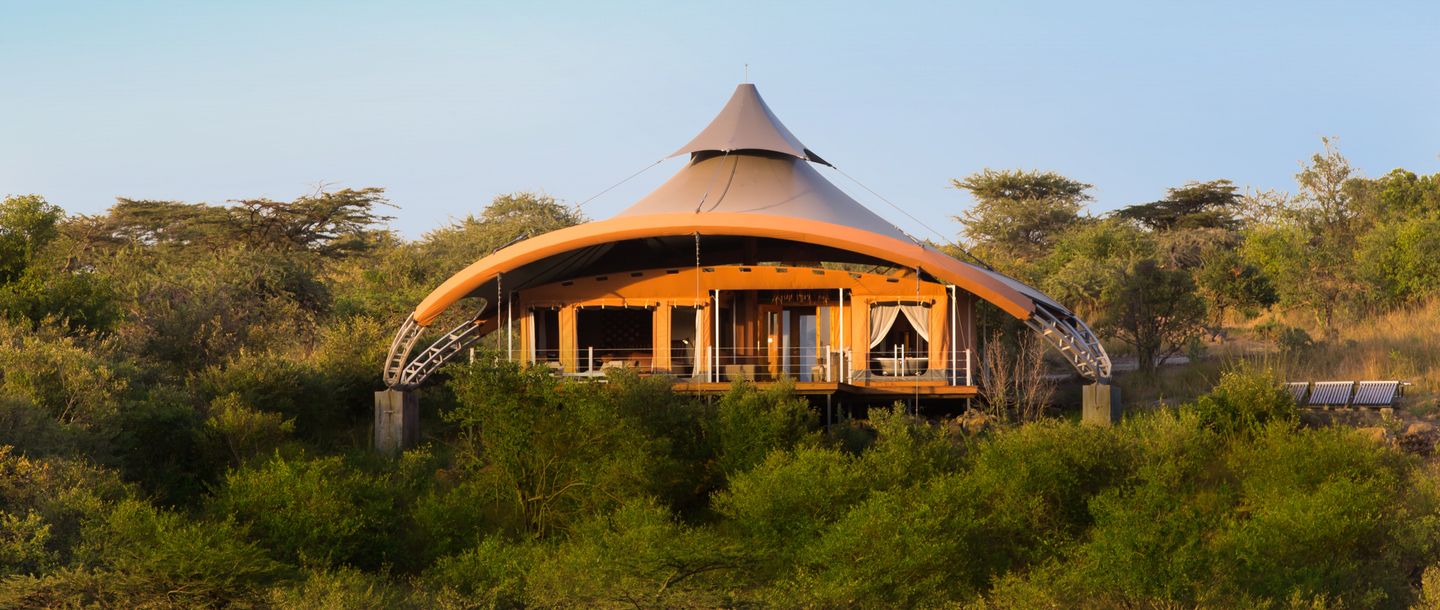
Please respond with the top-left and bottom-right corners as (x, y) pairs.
(409, 480), (492, 563)
(0, 499), (281, 609)
(780, 474), (1001, 608)
(422, 536), (529, 609)
(711, 446), (869, 560)
(1063, 410), (1231, 604)
(1191, 366), (1296, 437)
(0, 511), (55, 577)
(446, 360), (670, 538)
(110, 246), (325, 373)
(0, 448), (131, 569)
(208, 454), (400, 570)
(0, 322), (131, 427)
(706, 378), (817, 477)
(192, 350), (333, 437)
(112, 387), (218, 507)
(527, 497), (740, 609)
(860, 405), (959, 490)
(0, 397), (82, 459)
(1417, 565), (1440, 610)
(0, 269), (119, 335)
(967, 419), (1132, 539)
(776, 420), (1131, 608)
(602, 370), (716, 514)
(204, 394), (296, 469)
(1254, 319), (1316, 355)
(1209, 424), (1427, 606)
(826, 415), (876, 455)
(308, 315), (390, 424)
(268, 567), (422, 610)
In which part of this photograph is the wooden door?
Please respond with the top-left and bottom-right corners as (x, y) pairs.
(760, 305), (781, 380)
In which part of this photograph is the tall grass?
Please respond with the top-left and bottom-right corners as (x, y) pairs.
(1105, 299), (1440, 409)
(1235, 300), (1440, 415)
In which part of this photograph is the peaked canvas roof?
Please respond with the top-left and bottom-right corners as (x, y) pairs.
(668, 84), (827, 164)
(615, 152), (914, 243)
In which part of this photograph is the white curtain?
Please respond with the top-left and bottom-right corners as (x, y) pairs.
(900, 303), (930, 342)
(869, 304), (901, 348)
(695, 307), (705, 373)
(869, 302), (930, 348)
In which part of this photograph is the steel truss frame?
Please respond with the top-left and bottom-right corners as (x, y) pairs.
(383, 312), (493, 391)
(1023, 306), (1112, 383)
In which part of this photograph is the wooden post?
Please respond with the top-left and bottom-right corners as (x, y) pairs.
(654, 303), (672, 374)
(559, 305), (578, 375)
(826, 393), (833, 436)
(374, 389), (419, 454)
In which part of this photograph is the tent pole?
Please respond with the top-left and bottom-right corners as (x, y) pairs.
(950, 285), (957, 386)
(713, 289), (720, 384)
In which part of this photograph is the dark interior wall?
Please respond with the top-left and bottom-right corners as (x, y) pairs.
(576, 307), (654, 351)
(670, 306), (698, 376)
(534, 309), (560, 359)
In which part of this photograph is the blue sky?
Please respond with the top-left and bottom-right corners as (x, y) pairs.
(3, 0), (1437, 241)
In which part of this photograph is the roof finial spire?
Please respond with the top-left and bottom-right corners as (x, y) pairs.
(744, 64), (748, 84)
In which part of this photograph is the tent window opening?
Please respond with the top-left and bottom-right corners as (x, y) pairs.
(719, 306), (734, 364)
(533, 308), (560, 362)
(869, 301), (930, 376)
(576, 307), (654, 372)
(670, 306), (698, 377)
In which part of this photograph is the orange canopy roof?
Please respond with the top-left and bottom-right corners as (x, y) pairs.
(413, 212), (1037, 326)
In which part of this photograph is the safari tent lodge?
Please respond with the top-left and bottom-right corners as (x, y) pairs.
(381, 84), (1111, 406)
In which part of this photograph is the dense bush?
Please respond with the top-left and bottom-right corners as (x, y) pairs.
(207, 452), (426, 571)
(6, 185), (1440, 608)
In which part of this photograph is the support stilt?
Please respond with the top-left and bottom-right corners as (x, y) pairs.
(826, 394), (833, 436)
(375, 390), (419, 454)
(1082, 384), (1121, 425)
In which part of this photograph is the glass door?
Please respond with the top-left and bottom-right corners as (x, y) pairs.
(796, 309), (816, 381)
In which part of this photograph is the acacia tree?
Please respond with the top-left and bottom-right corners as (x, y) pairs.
(1295, 137), (1361, 240)
(1240, 138), (1361, 335)
(1100, 259), (1208, 375)
(1113, 180), (1241, 232)
(1196, 249), (1278, 332)
(949, 169), (1093, 263)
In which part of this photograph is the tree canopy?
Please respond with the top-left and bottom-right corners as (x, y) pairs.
(71, 186), (394, 263)
(1113, 179), (1240, 231)
(949, 168), (1093, 262)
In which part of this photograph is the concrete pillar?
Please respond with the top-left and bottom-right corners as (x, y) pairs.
(374, 389), (419, 454)
(1082, 384), (1121, 425)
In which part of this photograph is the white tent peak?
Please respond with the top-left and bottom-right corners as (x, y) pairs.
(667, 84), (829, 166)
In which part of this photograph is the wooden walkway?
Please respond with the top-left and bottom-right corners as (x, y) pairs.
(673, 380), (980, 400)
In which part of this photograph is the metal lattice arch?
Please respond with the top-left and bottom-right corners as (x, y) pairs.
(383, 85), (1111, 394)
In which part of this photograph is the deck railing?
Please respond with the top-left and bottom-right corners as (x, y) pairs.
(521, 345), (973, 386)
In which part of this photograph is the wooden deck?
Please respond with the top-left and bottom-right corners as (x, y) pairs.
(672, 380), (980, 399)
